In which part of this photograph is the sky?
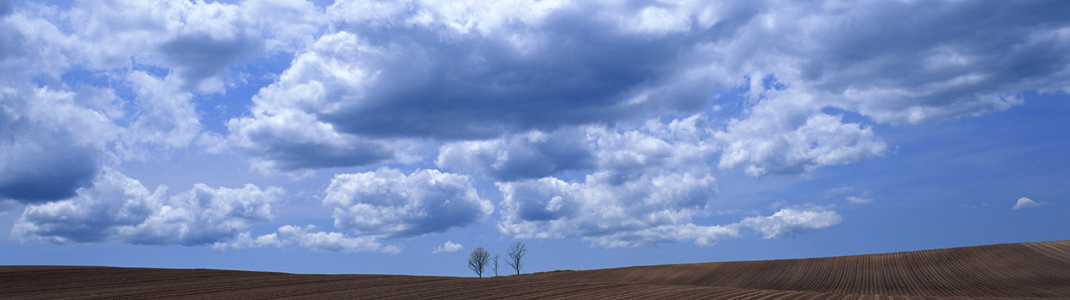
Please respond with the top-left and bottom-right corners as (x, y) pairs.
(0, 0), (1068, 277)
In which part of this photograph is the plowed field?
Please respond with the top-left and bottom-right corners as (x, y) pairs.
(3, 240), (1069, 299)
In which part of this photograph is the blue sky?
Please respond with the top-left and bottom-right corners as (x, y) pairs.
(0, 0), (1068, 276)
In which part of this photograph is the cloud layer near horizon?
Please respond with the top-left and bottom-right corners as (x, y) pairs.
(14, 168), (282, 245)
(1, 0), (1067, 252)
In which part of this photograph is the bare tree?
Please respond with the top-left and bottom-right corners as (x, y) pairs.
(505, 242), (527, 275)
(492, 254), (500, 276)
(468, 247), (491, 277)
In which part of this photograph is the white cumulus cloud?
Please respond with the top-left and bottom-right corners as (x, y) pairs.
(277, 225), (400, 254)
(437, 128), (595, 181)
(325, 168), (494, 238)
(496, 117), (735, 247)
(225, 31), (396, 172)
(715, 93), (888, 176)
(432, 240), (463, 254)
(13, 168), (283, 246)
(1013, 197), (1047, 210)
(0, 0), (325, 203)
(739, 208), (843, 239)
(213, 225), (401, 254)
(216, 231), (283, 249)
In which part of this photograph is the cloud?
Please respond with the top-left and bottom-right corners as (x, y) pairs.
(228, 1), (748, 170)
(0, 0), (318, 201)
(0, 8), (71, 82)
(493, 117), (842, 247)
(325, 168), (494, 239)
(216, 231), (283, 249)
(436, 128), (595, 181)
(706, 1), (1070, 175)
(276, 225), (400, 254)
(432, 240), (463, 254)
(0, 134), (101, 202)
(0, 84), (118, 203)
(1013, 197), (1047, 210)
(316, 0), (730, 136)
(121, 71), (203, 151)
(13, 168), (283, 246)
(225, 31), (398, 172)
(0, 0), (326, 184)
(44, 0), (324, 92)
(3, 0), (1069, 252)
(213, 225), (401, 254)
(846, 196), (874, 205)
(497, 117), (733, 247)
(588, 207), (842, 247)
(715, 95), (888, 176)
(157, 33), (264, 91)
(823, 186), (854, 198)
(184, 0), (1070, 181)
(0, 199), (17, 213)
(223, 0), (1070, 176)
(0, 11), (124, 202)
(739, 208), (843, 239)
(798, 2), (1068, 124)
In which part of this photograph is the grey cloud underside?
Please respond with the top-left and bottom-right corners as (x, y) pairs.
(795, 1), (1070, 123)
(14, 169), (281, 246)
(159, 33), (265, 90)
(309, 6), (759, 139)
(437, 128), (596, 181)
(231, 1), (766, 171)
(0, 0), (327, 202)
(235, 0), (1070, 173)
(0, 14), (101, 203)
(0, 95), (100, 203)
(711, 0), (1070, 176)
(325, 168), (494, 239)
(255, 139), (393, 171)
(0, 139), (98, 202)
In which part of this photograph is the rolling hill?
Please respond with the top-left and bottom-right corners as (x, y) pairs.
(2, 240), (1068, 299)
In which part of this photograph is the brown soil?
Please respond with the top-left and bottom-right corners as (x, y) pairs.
(2, 240), (1068, 299)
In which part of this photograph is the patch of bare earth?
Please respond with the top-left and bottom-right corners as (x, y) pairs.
(2, 240), (1068, 299)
